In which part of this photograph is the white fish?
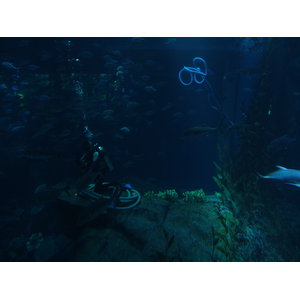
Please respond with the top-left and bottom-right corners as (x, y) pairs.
(257, 166), (300, 188)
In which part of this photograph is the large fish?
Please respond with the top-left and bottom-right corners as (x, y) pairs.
(257, 166), (300, 188)
(267, 134), (297, 152)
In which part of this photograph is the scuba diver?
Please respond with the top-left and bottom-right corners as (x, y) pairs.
(76, 141), (133, 209)
(56, 139), (141, 228)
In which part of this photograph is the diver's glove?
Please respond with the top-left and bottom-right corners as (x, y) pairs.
(123, 183), (132, 189)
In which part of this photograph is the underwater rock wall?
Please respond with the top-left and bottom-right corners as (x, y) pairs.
(72, 193), (285, 262)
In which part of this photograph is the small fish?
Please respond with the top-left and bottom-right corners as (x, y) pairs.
(194, 88), (204, 93)
(31, 187), (61, 206)
(143, 86), (157, 92)
(257, 166), (300, 188)
(1, 62), (20, 71)
(23, 148), (58, 160)
(119, 126), (130, 133)
(131, 37), (145, 43)
(11, 126), (26, 132)
(92, 42), (102, 48)
(161, 102), (173, 111)
(57, 129), (71, 137)
(104, 61), (117, 69)
(243, 87), (253, 93)
(172, 112), (184, 118)
(126, 101), (139, 108)
(31, 206), (44, 215)
(103, 109), (114, 116)
(184, 124), (221, 137)
(144, 110), (154, 116)
(28, 64), (40, 71)
(34, 184), (47, 194)
(240, 66), (265, 78)
(112, 50), (122, 56)
(147, 121), (153, 128)
(129, 37), (145, 48)
(144, 59), (156, 66)
(165, 38), (176, 45)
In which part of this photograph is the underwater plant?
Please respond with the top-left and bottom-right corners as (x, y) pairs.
(183, 189), (206, 202)
(155, 229), (176, 262)
(161, 189), (179, 202)
(144, 189), (179, 202)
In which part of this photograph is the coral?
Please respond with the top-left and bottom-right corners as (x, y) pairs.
(26, 233), (43, 251)
(144, 189), (206, 204)
(183, 189), (206, 203)
(144, 191), (155, 198)
(144, 189), (179, 202)
(161, 189), (178, 202)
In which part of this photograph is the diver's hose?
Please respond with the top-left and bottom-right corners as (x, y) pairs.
(114, 189), (141, 210)
(179, 57), (234, 125)
(79, 184), (141, 210)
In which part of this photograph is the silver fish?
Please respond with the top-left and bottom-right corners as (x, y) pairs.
(1, 62), (20, 70)
(258, 166), (300, 188)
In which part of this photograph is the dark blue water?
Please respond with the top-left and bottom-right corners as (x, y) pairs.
(1, 37), (299, 261)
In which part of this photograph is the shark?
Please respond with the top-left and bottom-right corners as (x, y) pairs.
(257, 166), (300, 188)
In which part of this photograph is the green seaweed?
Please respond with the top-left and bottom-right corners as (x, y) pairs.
(156, 229), (176, 262)
(144, 188), (206, 203)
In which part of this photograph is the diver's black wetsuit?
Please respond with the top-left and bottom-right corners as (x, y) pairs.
(76, 142), (114, 193)
(76, 141), (133, 209)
